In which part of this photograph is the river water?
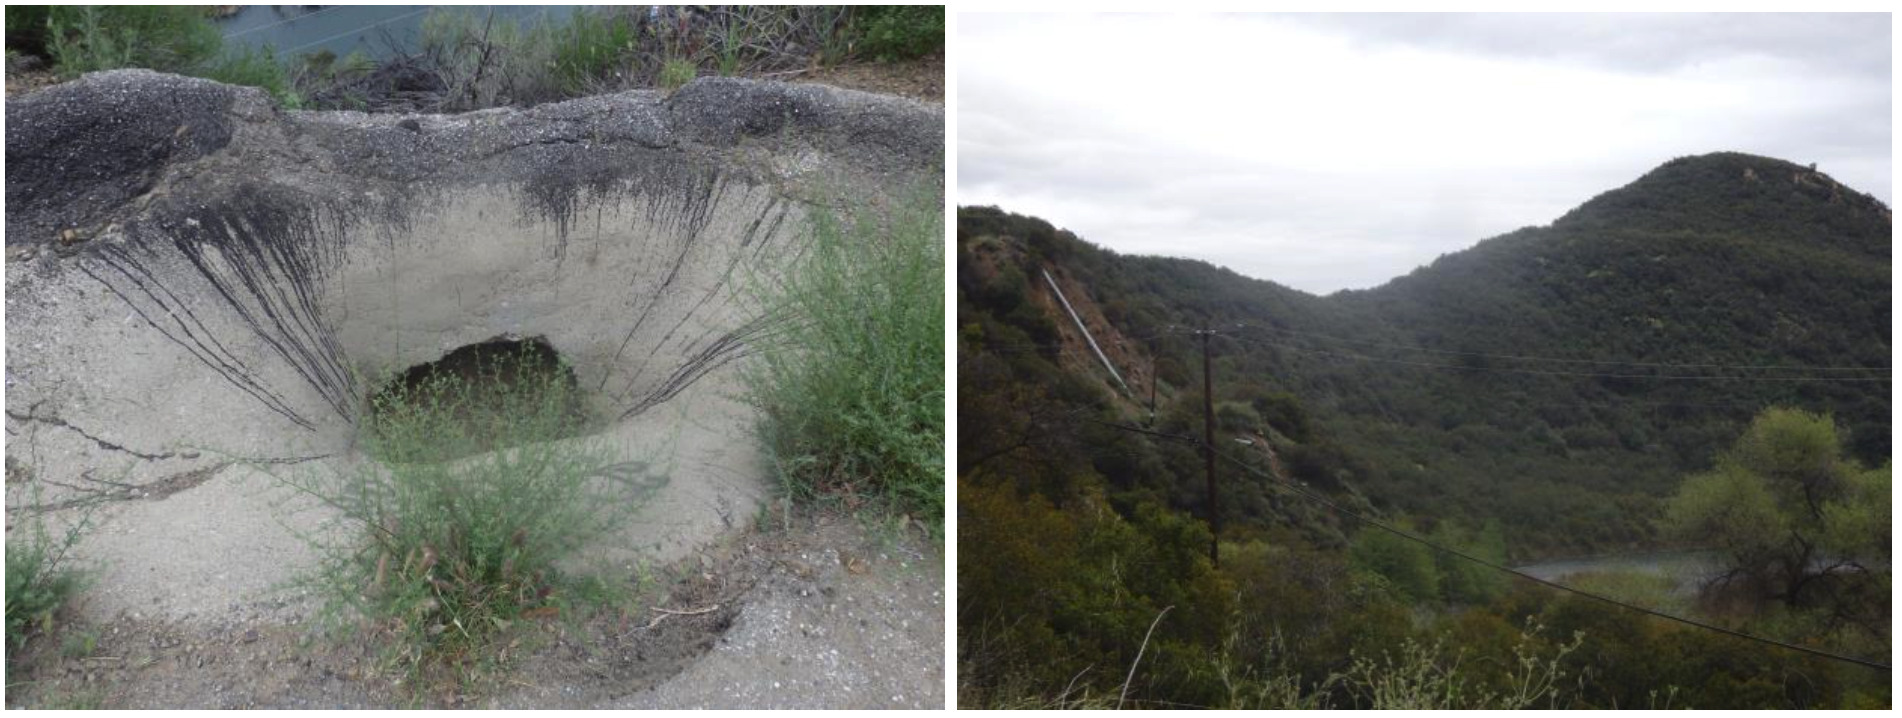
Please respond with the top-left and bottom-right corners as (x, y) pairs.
(1512, 550), (1724, 587)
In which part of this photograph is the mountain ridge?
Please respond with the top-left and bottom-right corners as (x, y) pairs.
(957, 150), (1890, 557)
(1360, 151), (1891, 297)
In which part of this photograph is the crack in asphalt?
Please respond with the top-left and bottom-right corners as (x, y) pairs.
(6, 407), (177, 461)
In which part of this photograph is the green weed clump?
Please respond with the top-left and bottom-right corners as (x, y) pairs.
(417, 9), (561, 110)
(5, 503), (93, 651)
(971, 621), (1586, 709)
(550, 9), (638, 94)
(1321, 629), (1584, 709)
(44, 5), (220, 76)
(284, 345), (626, 674)
(747, 190), (945, 527)
(658, 57), (697, 91)
(202, 44), (299, 107)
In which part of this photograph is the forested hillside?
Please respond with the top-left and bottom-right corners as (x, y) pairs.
(957, 152), (1891, 708)
(962, 152), (1888, 558)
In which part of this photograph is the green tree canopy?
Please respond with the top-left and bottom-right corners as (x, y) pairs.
(1664, 408), (1890, 629)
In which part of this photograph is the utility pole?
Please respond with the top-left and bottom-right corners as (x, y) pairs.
(1201, 326), (1219, 567)
(1147, 351), (1158, 426)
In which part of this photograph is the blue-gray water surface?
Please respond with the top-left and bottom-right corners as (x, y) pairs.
(1513, 550), (1723, 586)
(216, 5), (580, 61)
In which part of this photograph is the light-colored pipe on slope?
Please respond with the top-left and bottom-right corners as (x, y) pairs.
(1042, 268), (1134, 398)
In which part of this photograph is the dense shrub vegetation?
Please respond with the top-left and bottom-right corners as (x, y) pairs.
(959, 152), (1889, 560)
(9, 6), (944, 111)
(957, 153), (1890, 708)
(852, 6), (946, 62)
(748, 189), (945, 527)
(35, 5), (297, 103)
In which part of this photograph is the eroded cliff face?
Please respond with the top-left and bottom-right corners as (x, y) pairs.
(4, 69), (942, 620)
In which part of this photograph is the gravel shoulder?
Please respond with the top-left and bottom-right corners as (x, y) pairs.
(4, 507), (943, 709)
(605, 512), (944, 709)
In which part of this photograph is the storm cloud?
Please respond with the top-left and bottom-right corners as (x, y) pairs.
(958, 13), (1892, 294)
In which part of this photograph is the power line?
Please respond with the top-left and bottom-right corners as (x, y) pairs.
(1223, 333), (1892, 383)
(220, 6), (347, 41)
(971, 326), (1194, 355)
(280, 7), (434, 56)
(981, 336), (1874, 446)
(1027, 312), (1886, 666)
(1201, 326), (1220, 566)
(1084, 418), (1200, 446)
(1205, 446), (1891, 672)
(980, 325), (1877, 452)
(973, 326), (1890, 392)
(1091, 421), (1891, 669)
(1233, 322), (1889, 374)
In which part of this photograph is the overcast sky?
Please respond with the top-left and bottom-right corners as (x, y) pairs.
(959, 13), (1893, 294)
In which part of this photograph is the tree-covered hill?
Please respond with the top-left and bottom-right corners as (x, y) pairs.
(960, 151), (1891, 559)
(957, 152), (1891, 708)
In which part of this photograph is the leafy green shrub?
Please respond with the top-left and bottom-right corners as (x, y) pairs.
(1428, 520), (1508, 605)
(1665, 408), (1889, 619)
(1349, 525), (1440, 602)
(746, 188), (945, 526)
(279, 345), (627, 673)
(851, 6), (944, 62)
(1251, 392), (1313, 442)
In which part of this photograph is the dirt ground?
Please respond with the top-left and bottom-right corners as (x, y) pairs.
(3, 508), (943, 709)
(3, 65), (60, 97)
(802, 53), (944, 104)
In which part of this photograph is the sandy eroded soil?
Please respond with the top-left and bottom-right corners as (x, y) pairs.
(4, 507), (942, 709)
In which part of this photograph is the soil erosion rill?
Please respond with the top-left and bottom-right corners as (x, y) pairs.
(4, 69), (942, 633)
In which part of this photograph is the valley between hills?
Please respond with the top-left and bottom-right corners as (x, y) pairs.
(956, 151), (1891, 709)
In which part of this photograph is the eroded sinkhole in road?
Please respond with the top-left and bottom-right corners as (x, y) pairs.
(363, 336), (593, 463)
(3, 71), (942, 641)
